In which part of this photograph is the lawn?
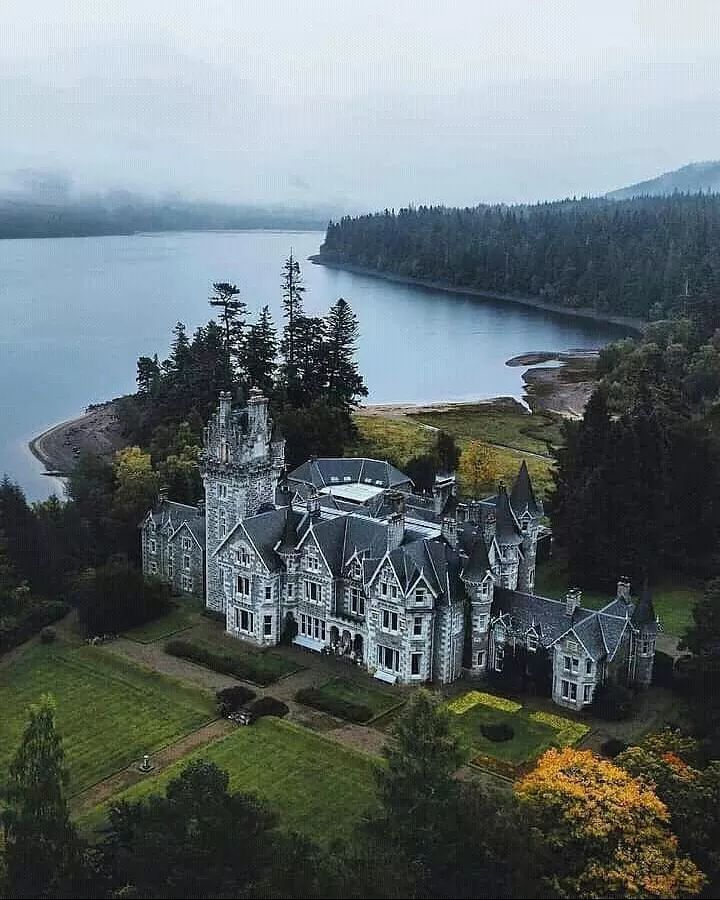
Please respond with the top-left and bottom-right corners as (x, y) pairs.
(447, 691), (589, 775)
(310, 676), (405, 721)
(122, 600), (202, 644)
(171, 622), (302, 684)
(83, 718), (380, 844)
(534, 559), (700, 638)
(350, 415), (436, 466)
(1, 641), (216, 795)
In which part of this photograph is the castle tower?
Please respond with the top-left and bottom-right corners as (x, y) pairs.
(511, 461), (543, 592)
(631, 581), (658, 687)
(200, 389), (285, 612)
(461, 538), (494, 676)
(494, 484), (524, 589)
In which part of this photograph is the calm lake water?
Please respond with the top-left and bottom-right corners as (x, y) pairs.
(0, 229), (629, 499)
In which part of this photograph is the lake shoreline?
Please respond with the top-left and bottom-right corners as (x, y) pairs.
(309, 254), (645, 334)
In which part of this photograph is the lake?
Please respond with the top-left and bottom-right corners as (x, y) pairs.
(0, 229), (629, 499)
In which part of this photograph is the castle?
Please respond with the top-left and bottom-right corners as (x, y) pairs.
(141, 390), (658, 710)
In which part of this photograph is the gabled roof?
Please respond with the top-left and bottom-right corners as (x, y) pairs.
(145, 499), (205, 545)
(288, 457), (412, 493)
(510, 461), (541, 518)
(493, 588), (595, 649)
(276, 505), (299, 554)
(494, 486), (524, 546)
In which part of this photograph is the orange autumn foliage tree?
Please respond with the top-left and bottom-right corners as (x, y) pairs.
(515, 747), (705, 899)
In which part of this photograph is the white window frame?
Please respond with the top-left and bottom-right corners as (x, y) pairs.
(305, 580), (321, 603)
(382, 609), (399, 632)
(377, 644), (399, 672)
(236, 575), (250, 597)
(149, 539), (157, 554)
(181, 536), (192, 551)
(263, 614), (273, 636)
(411, 652), (422, 676)
(181, 574), (193, 592)
(583, 683), (593, 703)
(235, 608), (254, 634)
(413, 616), (422, 636)
(149, 561), (158, 575)
(183, 554), (191, 571)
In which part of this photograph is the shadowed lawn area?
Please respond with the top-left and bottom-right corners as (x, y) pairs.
(534, 559), (700, 638)
(312, 676), (405, 720)
(82, 718), (380, 844)
(122, 600), (203, 644)
(173, 622), (301, 684)
(0, 641), (216, 795)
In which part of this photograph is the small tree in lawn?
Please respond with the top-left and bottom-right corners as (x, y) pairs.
(2, 695), (82, 899)
(458, 440), (499, 497)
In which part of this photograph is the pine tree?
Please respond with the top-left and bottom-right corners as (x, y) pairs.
(324, 297), (367, 410)
(279, 252), (306, 394)
(2, 696), (83, 899)
(244, 305), (277, 396)
(208, 281), (247, 365)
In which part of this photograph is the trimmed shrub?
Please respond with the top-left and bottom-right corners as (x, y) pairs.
(590, 682), (635, 721)
(652, 650), (676, 688)
(480, 721), (515, 743)
(249, 696), (289, 718)
(40, 626), (57, 644)
(295, 686), (372, 723)
(216, 685), (256, 717)
(164, 639), (280, 686)
(600, 738), (628, 758)
(0, 600), (68, 655)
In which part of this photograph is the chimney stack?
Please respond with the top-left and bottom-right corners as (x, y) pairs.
(617, 576), (631, 601)
(441, 517), (458, 548)
(565, 588), (582, 616)
(197, 499), (205, 517)
(218, 391), (232, 421)
(385, 490), (405, 551)
(158, 485), (168, 503)
(307, 489), (321, 520)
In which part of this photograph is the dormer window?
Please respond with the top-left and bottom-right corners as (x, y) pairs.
(307, 550), (320, 572)
(351, 561), (362, 580)
(182, 536), (192, 551)
(236, 546), (250, 566)
(526, 632), (538, 652)
(415, 587), (426, 604)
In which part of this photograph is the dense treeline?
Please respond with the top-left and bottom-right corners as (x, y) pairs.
(551, 295), (720, 587)
(320, 194), (720, 318)
(3, 689), (716, 899)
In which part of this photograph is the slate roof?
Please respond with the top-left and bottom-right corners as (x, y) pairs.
(494, 486), (524, 546)
(510, 461), (542, 518)
(147, 500), (205, 545)
(632, 583), (658, 631)
(288, 457), (412, 493)
(461, 537), (492, 582)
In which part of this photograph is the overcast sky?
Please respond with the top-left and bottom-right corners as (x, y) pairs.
(2, 0), (719, 209)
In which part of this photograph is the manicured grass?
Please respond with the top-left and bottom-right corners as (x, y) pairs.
(534, 559), (700, 637)
(84, 718), (380, 844)
(451, 702), (558, 764)
(303, 676), (405, 722)
(122, 601), (201, 644)
(0, 641), (216, 795)
(170, 624), (301, 684)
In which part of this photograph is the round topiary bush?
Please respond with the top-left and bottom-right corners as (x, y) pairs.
(249, 696), (289, 718)
(480, 721), (515, 742)
(40, 627), (56, 644)
(600, 738), (628, 758)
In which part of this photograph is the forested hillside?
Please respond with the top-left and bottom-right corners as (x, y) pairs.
(320, 194), (720, 319)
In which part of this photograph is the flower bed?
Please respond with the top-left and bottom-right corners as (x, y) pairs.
(470, 754), (524, 780)
(529, 711), (590, 746)
(448, 690), (522, 715)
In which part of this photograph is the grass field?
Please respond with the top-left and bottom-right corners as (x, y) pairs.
(311, 676), (405, 721)
(122, 600), (202, 644)
(1, 641), (216, 795)
(534, 559), (700, 638)
(83, 718), (380, 844)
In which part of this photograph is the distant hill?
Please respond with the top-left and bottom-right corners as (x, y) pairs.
(606, 161), (720, 199)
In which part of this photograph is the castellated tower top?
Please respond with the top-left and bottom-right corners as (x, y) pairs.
(201, 389), (284, 474)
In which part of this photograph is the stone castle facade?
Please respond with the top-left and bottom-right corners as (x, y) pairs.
(141, 391), (658, 710)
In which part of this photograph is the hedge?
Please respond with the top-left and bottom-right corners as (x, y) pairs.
(0, 600), (69, 655)
(249, 696), (289, 718)
(295, 686), (372, 723)
(216, 685), (256, 717)
(165, 639), (278, 686)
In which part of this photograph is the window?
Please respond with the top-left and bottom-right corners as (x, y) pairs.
(182, 536), (192, 551)
(586, 659), (593, 674)
(570, 682), (578, 701)
(382, 610), (399, 632)
(236, 575), (250, 596)
(350, 587), (364, 615)
(561, 679), (570, 699)
(219, 510), (227, 538)
(263, 615), (272, 636)
(563, 655), (572, 672)
(149, 539), (157, 553)
(411, 653), (421, 676)
(476, 614), (489, 631)
(390, 585), (398, 599)
(476, 650), (486, 668)
(480, 580), (490, 598)
(377, 645), (399, 672)
(299, 614), (325, 641)
(495, 645), (505, 672)
(183, 554), (191, 570)
(305, 581), (320, 603)
(287, 583), (294, 599)
(641, 639), (653, 655)
(415, 587), (426, 604)
(219, 484), (228, 499)
(413, 616), (422, 636)
(583, 684), (593, 703)
(527, 632), (538, 652)
(306, 550), (320, 572)
(521, 518), (528, 532)
(351, 562), (362, 580)
(571, 657), (579, 673)
(235, 608), (254, 633)
(168, 558), (174, 577)
(236, 546), (250, 566)
(265, 584), (272, 600)
(381, 581), (388, 596)
(181, 575), (193, 592)
(149, 561), (158, 575)
(567, 640), (578, 652)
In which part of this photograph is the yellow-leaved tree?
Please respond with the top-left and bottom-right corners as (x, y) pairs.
(458, 440), (499, 497)
(515, 747), (705, 899)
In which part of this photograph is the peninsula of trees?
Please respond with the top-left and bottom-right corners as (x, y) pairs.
(319, 193), (720, 319)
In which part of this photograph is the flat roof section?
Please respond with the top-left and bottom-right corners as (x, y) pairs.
(319, 483), (385, 504)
